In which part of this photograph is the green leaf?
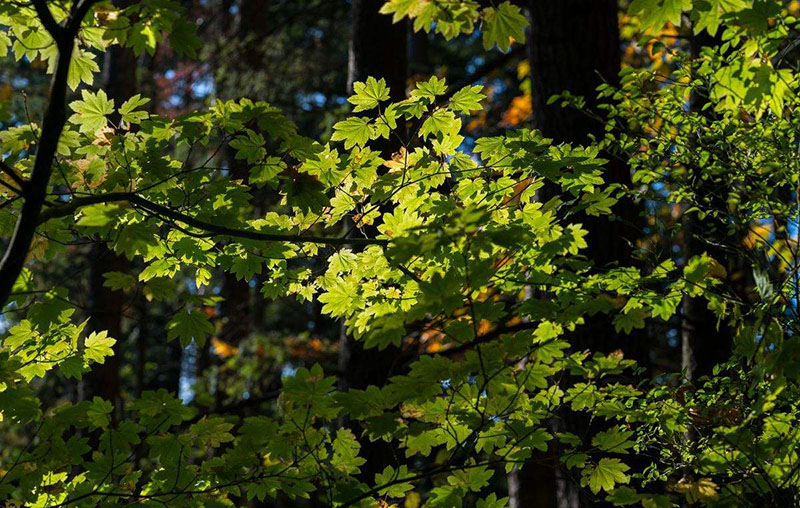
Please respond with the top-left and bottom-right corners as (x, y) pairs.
(332, 428), (366, 475)
(169, 18), (202, 57)
(76, 203), (126, 228)
(582, 458), (630, 494)
(84, 331), (116, 364)
(420, 109), (460, 139)
(449, 85), (485, 114)
(375, 465), (414, 498)
(613, 308), (647, 334)
(0, 31), (10, 58)
(68, 49), (99, 91)
(410, 76), (448, 103)
(606, 487), (643, 506)
(230, 130), (266, 163)
(251, 157), (286, 187)
(476, 494), (509, 508)
(5, 320), (37, 349)
(447, 465), (493, 492)
(482, 2), (527, 52)
(69, 89), (114, 134)
(230, 252), (263, 281)
(349, 77), (390, 112)
(87, 397), (114, 429)
(189, 417), (235, 446)
(128, 22), (158, 56)
(167, 309), (214, 347)
(628, 0), (692, 30)
(118, 94), (150, 125)
(592, 427), (635, 453)
(331, 117), (372, 149)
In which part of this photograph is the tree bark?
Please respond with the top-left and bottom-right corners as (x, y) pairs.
(681, 31), (732, 382)
(84, 8), (137, 413)
(340, 0), (408, 484)
(0, 0), (96, 307)
(348, 0), (407, 97)
(510, 2), (637, 507)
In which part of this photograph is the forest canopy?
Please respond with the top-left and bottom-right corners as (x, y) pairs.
(0, 0), (798, 507)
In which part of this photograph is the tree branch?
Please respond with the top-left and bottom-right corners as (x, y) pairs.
(30, 0), (66, 45)
(0, 3), (80, 307)
(186, 389), (282, 425)
(38, 192), (388, 247)
(0, 160), (29, 193)
(436, 45), (525, 108)
(0, 178), (24, 197)
(66, 0), (103, 37)
(437, 320), (539, 357)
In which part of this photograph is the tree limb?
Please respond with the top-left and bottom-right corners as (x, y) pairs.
(66, 0), (103, 37)
(0, 178), (24, 197)
(437, 320), (539, 357)
(436, 45), (525, 108)
(30, 0), (66, 45)
(0, 2), (80, 307)
(0, 160), (29, 193)
(38, 192), (388, 247)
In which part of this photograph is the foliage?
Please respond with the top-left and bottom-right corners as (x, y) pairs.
(380, 0), (527, 51)
(0, 1), (798, 507)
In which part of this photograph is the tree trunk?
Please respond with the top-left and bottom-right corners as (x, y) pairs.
(510, 2), (636, 507)
(681, 32), (732, 382)
(84, 21), (137, 416)
(347, 0), (407, 96)
(340, 0), (408, 484)
(204, 0), (272, 409)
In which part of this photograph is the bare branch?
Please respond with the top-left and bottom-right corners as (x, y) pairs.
(437, 320), (539, 357)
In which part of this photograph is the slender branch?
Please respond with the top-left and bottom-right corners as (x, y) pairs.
(435, 45), (525, 107)
(37, 192), (133, 224)
(0, 178), (24, 197)
(0, 2), (80, 307)
(30, 0), (66, 45)
(438, 320), (539, 357)
(186, 389), (282, 425)
(38, 192), (388, 247)
(0, 160), (28, 193)
(66, 0), (103, 37)
(134, 196), (386, 246)
(339, 460), (507, 508)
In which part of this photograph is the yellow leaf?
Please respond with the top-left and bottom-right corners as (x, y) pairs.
(405, 492), (421, 508)
(672, 477), (719, 504)
(743, 223), (772, 249)
(211, 337), (239, 359)
(502, 94), (532, 127)
(0, 83), (12, 102)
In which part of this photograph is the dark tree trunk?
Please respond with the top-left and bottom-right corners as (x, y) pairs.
(84, 21), (137, 416)
(216, 0), (275, 341)
(511, 2), (639, 507)
(340, 0), (408, 484)
(348, 0), (408, 97)
(681, 31), (732, 382)
(86, 245), (127, 406)
(207, 0), (272, 408)
(529, 1), (619, 144)
(408, 28), (431, 79)
(680, 230), (732, 382)
(528, 0), (640, 290)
